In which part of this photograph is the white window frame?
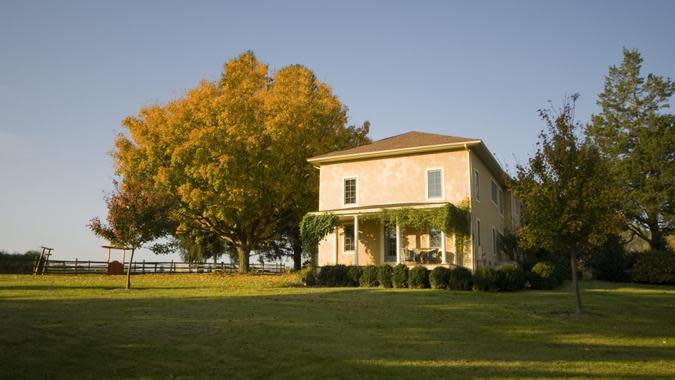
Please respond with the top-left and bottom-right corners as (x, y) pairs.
(425, 167), (444, 200)
(474, 170), (480, 201)
(343, 224), (355, 254)
(498, 188), (504, 217)
(342, 176), (359, 207)
(490, 178), (499, 207)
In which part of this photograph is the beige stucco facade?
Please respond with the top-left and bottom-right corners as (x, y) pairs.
(311, 136), (519, 271)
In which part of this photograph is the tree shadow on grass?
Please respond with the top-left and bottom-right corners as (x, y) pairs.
(0, 285), (673, 379)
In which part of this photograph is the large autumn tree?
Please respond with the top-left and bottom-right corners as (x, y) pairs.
(114, 52), (369, 273)
(511, 95), (621, 314)
(588, 49), (675, 250)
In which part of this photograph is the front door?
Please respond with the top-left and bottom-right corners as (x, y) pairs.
(383, 222), (397, 263)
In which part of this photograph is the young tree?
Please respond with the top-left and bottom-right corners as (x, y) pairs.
(588, 49), (675, 250)
(114, 52), (368, 273)
(88, 180), (172, 289)
(511, 95), (621, 314)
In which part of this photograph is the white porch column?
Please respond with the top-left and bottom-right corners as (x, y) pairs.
(354, 215), (359, 266)
(395, 220), (401, 264)
(333, 227), (339, 265)
(441, 231), (447, 264)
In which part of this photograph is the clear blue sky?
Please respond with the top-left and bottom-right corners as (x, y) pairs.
(1, 0), (674, 261)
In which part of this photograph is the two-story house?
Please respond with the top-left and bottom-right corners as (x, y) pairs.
(307, 131), (520, 271)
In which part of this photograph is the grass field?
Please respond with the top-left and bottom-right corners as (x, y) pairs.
(0, 274), (673, 379)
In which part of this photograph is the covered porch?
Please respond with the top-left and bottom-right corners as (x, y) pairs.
(316, 203), (469, 268)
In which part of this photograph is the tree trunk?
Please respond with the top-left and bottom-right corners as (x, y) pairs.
(126, 247), (135, 290)
(237, 245), (250, 274)
(292, 240), (303, 271)
(570, 251), (582, 314)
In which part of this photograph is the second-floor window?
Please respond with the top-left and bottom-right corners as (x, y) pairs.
(426, 169), (443, 199)
(474, 170), (480, 200)
(344, 178), (357, 205)
(491, 179), (498, 205)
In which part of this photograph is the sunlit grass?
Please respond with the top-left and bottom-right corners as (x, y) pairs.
(0, 274), (673, 379)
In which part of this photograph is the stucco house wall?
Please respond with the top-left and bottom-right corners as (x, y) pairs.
(318, 149), (471, 211)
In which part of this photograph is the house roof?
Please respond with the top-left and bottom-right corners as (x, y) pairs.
(308, 131), (479, 162)
(307, 130), (510, 185)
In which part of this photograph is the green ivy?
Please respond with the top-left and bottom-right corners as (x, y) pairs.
(299, 212), (339, 265)
(370, 201), (470, 235)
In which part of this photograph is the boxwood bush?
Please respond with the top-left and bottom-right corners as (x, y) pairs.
(392, 264), (409, 288)
(495, 263), (526, 291)
(528, 261), (560, 290)
(448, 266), (473, 290)
(408, 266), (430, 289)
(473, 267), (498, 291)
(377, 265), (393, 288)
(347, 266), (362, 287)
(429, 267), (450, 289)
(299, 266), (317, 286)
(317, 265), (349, 286)
(631, 250), (675, 284)
(359, 265), (379, 287)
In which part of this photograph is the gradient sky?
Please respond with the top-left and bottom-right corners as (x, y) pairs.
(1, 0), (674, 261)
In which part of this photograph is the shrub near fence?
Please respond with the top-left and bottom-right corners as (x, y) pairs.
(631, 250), (675, 284)
(0, 252), (40, 274)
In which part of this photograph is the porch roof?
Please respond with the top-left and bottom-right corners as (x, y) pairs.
(310, 202), (449, 216)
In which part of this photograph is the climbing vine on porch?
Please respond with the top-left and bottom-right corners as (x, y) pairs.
(376, 201), (471, 235)
(299, 212), (339, 265)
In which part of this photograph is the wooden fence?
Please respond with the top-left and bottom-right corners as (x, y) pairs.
(34, 259), (286, 275)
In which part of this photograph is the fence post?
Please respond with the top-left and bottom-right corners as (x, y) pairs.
(75, 258), (78, 274)
(171, 260), (174, 274)
(154, 262), (158, 273)
(142, 260), (145, 275)
(88, 260), (91, 271)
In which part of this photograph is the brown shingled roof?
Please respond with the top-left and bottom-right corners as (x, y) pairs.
(309, 131), (480, 162)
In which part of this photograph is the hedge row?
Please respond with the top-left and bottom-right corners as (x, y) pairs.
(302, 262), (566, 291)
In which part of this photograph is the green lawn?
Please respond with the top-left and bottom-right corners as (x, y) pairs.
(0, 274), (673, 379)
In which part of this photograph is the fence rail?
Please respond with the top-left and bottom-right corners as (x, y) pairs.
(34, 260), (286, 275)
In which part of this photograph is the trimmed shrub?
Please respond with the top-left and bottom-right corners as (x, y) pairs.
(0, 251), (40, 274)
(359, 265), (379, 287)
(347, 266), (362, 287)
(449, 266), (473, 290)
(300, 267), (317, 286)
(587, 235), (631, 282)
(377, 265), (393, 288)
(429, 267), (450, 289)
(392, 264), (409, 288)
(495, 263), (526, 291)
(631, 250), (675, 284)
(529, 261), (560, 290)
(473, 267), (498, 291)
(408, 266), (430, 289)
(317, 265), (349, 286)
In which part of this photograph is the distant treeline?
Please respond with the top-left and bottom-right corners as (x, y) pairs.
(0, 250), (41, 274)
